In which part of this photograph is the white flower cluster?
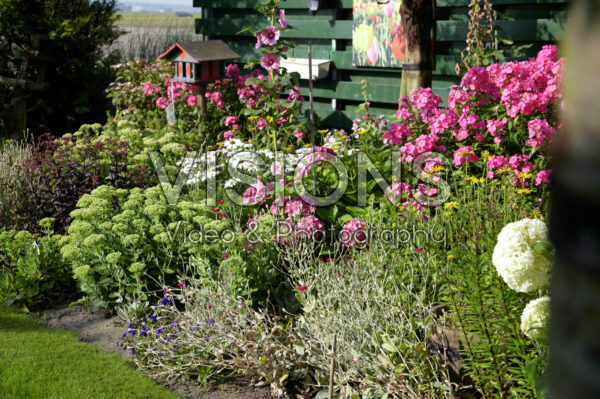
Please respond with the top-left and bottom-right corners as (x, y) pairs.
(520, 296), (550, 340)
(323, 130), (360, 157)
(492, 218), (552, 293)
(178, 138), (342, 189)
(177, 151), (220, 185)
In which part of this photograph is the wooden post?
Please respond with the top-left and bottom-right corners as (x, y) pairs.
(198, 85), (207, 118)
(328, 333), (337, 399)
(548, 1), (600, 398)
(399, 0), (434, 97)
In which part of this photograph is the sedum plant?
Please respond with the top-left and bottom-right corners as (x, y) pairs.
(60, 184), (232, 312)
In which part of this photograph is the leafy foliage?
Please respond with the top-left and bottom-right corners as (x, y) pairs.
(435, 185), (547, 398)
(456, 0), (532, 75)
(0, 222), (75, 310)
(14, 131), (151, 233)
(0, 0), (121, 135)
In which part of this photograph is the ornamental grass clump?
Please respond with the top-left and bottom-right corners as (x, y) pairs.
(0, 137), (30, 229)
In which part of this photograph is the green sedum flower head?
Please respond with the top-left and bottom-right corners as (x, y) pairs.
(83, 234), (105, 247)
(73, 265), (92, 280)
(106, 252), (122, 264)
(128, 262), (146, 274)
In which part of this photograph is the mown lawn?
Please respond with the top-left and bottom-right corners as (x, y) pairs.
(0, 306), (181, 399)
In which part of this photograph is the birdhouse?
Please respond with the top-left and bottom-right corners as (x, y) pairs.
(157, 40), (241, 85)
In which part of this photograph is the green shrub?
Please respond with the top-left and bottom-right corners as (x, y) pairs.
(61, 184), (255, 313)
(0, 220), (75, 310)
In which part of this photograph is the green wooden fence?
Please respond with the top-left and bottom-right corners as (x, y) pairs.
(193, 0), (570, 128)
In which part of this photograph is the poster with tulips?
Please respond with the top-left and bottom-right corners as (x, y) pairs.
(353, 0), (405, 68)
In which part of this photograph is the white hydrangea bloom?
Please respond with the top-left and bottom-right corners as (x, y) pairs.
(521, 296), (550, 340)
(492, 218), (551, 292)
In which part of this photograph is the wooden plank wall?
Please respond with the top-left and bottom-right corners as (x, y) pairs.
(193, 0), (570, 129)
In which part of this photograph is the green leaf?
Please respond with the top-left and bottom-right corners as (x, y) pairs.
(345, 206), (366, 217)
(236, 27), (255, 35)
(294, 344), (305, 356)
(317, 205), (338, 223)
(279, 373), (289, 384)
(532, 241), (553, 259)
(339, 214), (354, 224)
(315, 390), (330, 399)
(381, 342), (396, 353)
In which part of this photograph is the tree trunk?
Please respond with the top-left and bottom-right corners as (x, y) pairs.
(549, 1), (600, 398)
(399, 0), (433, 97)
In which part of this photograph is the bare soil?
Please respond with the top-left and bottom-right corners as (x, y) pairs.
(38, 305), (274, 399)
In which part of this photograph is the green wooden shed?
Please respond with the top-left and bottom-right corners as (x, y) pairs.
(194, 0), (570, 129)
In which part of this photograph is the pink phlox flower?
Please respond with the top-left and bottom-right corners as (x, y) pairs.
(453, 146), (479, 167)
(225, 116), (240, 130)
(156, 97), (169, 109)
(256, 117), (268, 131)
(535, 169), (552, 186)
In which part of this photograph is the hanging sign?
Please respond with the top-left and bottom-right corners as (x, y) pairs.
(352, 0), (405, 68)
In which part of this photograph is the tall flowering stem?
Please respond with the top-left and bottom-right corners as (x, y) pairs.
(243, 0), (299, 215)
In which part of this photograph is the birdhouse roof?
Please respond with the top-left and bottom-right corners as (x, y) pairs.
(157, 40), (241, 63)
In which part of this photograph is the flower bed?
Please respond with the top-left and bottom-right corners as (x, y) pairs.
(0, 0), (562, 397)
